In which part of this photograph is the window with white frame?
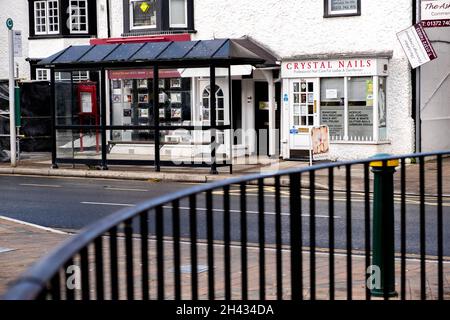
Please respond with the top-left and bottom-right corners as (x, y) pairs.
(36, 69), (50, 81)
(130, 0), (157, 29)
(170, 0), (187, 28)
(69, 0), (89, 33)
(34, 0), (60, 35)
(320, 76), (387, 142)
(55, 71), (90, 82)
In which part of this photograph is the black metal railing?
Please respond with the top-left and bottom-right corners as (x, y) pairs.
(3, 151), (449, 300)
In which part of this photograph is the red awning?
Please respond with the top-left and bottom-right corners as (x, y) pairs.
(108, 69), (181, 79)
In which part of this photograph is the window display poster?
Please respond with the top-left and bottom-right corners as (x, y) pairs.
(138, 94), (149, 103)
(366, 79), (373, 106)
(123, 80), (132, 88)
(81, 92), (93, 113)
(123, 109), (132, 117)
(124, 95), (132, 103)
(320, 107), (344, 137)
(326, 89), (338, 99)
(170, 78), (181, 88)
(171, 108), (182, 119)
(138, 79), (148, 88)
(170, 92), (182, 104)
(139, 108), (149, 118)
(113, 94), (121, 103)
(112, 80), (121, 89)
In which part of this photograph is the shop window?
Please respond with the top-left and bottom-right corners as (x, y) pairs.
(324, 0), (361, 17)
(34, 0), (60, 35)
(124, 0), (193, 33)
(348, 77), (373, 141)
(320, 78), (345, 139)
(69, 0), (89, 34)
(320, 76), (387, 142)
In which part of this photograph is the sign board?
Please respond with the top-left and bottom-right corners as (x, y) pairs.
(281, 58), (388, 78)
(13, 31), (22, 57)
(397, 23), (438, 69)
(259, 101), (269, 110)
(421, 0), (450, 27)
(310, 125), (330, 162)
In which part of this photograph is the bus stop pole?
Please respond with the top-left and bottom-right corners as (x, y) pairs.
(8, 27), (17, 167)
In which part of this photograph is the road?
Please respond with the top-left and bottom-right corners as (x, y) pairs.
(0, 175), (448, 255)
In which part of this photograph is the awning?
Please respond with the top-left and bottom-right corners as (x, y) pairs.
(178, 65), (253, 78)
(37, 38), (279, 69)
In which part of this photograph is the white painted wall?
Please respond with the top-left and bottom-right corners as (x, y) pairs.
(192, 0), (415, 159)
(0, 1), (30, 80)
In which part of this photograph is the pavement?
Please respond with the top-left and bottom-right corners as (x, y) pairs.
(1, 217), (448, 300)
(1, 153), (449, 299)
(0, 216), (69, 297)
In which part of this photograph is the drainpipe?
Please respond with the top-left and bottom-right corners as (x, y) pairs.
(413, 0), (421, 152)
(106, 0), (111, 38)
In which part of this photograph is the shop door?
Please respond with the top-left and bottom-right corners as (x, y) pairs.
(198, 79), (230, 156)
(289, 78), (320, 154)
(255, 81), (269, 156)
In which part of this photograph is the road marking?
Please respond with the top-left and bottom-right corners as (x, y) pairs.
(81, 202), (136, 207)
(104, 187), (149, 192)
(80, 202), (338, 219)
(20, 183), (62, 188)
(0, 215), (69, 235)
(162, 206), (340, 219)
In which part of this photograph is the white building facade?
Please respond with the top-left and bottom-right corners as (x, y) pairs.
(3, 0), (435, 161)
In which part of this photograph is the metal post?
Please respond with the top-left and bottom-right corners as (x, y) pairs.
(153, 65), (160, 172)
(100, 68), (108, 170)
(210, 65), (218, 175)
(370, 154), (399, 297)
(50, 68), (58, 169)
(8, 28), (16, 167)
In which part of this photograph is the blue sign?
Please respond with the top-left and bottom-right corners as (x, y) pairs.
(6, 18), (13, 30)
(290, 128), (298, 134)
(283, 94), (289, 102)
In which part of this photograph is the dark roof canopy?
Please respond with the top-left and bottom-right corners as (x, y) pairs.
(38, 38), (278, 69)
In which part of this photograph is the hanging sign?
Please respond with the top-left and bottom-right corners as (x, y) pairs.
(13, 31), (22, 57)
(397, 23), (438, 68)
(421, 0), (450, 27)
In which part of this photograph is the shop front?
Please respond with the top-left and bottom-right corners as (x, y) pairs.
(281, 54), (391, 160)
(38, 39), (275, 173)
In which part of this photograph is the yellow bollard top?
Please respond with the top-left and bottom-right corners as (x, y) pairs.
(369, 154), (400, 168)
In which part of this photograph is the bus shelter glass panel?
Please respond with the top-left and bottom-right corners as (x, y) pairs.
(106, 129), (155, 161)
(56, 129), (102, 160)
(55, 71), (101, 126)
(198, 67), (232, 163)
